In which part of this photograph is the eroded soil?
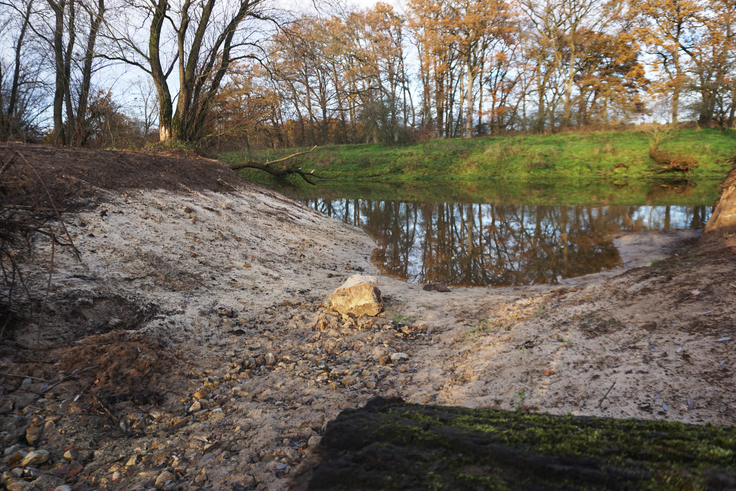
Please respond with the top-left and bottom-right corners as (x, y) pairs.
(1, 144), (735, 491)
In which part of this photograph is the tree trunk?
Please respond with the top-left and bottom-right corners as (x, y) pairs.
(49, 0), (67, 144)
(464, 56), (474, 138)
(74, 0), (105, 146)
(62, 0), (76, 142)
(7, 0), (34, 134)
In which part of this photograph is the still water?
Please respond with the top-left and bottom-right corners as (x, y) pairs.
(301, 199), (712, 287)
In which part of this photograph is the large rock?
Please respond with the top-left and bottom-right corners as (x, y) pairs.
(705, 163), (736, 235)
(328, 275), (383, 317)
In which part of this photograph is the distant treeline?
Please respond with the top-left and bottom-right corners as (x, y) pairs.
(1, 0), (734, 148)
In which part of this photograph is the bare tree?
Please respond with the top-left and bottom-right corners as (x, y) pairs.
(1, 0), (50, 140)
(102, 0), (275, 143)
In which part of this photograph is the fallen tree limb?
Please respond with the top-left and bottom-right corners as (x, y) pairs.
(229, 146), (327, 185)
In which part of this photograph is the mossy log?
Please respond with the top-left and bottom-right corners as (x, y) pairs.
(289, 397), (736, 491)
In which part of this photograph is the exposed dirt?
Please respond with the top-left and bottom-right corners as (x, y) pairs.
(1, 143), (735, 491)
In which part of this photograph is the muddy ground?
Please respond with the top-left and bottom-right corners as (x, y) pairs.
(1, 144), (735, 491)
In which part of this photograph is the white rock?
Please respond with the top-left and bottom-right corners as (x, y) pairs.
(390, 352), (409, 362)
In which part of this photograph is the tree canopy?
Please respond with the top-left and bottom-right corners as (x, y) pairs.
(1, 0), (735, 146)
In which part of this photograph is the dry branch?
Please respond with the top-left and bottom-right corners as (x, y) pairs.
(229, 146), (327, 185)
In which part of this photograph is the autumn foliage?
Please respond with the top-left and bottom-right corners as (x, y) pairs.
(2, 0), (736, 147)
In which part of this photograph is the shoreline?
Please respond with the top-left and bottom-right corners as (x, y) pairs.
(1, 145), (734, 491)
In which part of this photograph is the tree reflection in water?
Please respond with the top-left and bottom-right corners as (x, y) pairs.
(306, 199), (711, 287)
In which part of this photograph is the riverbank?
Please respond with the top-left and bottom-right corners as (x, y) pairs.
(222, 128), (735, 185)
(1, 144), (735, 491)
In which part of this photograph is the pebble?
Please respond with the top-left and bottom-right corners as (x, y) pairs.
(6, 479), (34, 491)
(307, 435), (320, 447)
(390, 352), (409, 362)
(0, 398), (14, 414)
(25, 425), (43, 445)
(20, 449), (49, 467)
(126, 454), (138, 466)
(195, 469), (207, 483)
(188, 400), (202, 413)
(155, 470), (175, 486)
(4, 444), (22, 457)
(54, 486), (73, 491)
(265, 353), (276, 366)
(63, 450), (74, 460)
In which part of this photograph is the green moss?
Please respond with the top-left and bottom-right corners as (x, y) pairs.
(366, 404), (736, 490)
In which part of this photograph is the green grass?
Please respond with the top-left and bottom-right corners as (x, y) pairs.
(220, 128), (735, 185)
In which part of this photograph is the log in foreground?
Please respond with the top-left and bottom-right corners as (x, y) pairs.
(289, 397), (736, 490)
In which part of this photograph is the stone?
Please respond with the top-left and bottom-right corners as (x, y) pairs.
(4, 444), (22, 457)
(188, 400), (202, 413)
(390, 353), (409, 363)
(423, 282), (451, 292)
(63, 450), (74, 460)
(1, 471), (13, 484)
(0, 398), (14, 414)
(54, 487), (73, 491)
(155, 470), (175, 486)
(20, 449), (49, 467)
(5, 478), (33, 491)
(25, 425), (43, 445)
(327, 275), (383, 317)
(265, 353), (276, 366)
(126, 454), (138, 466)
(30, 474), (63, 490)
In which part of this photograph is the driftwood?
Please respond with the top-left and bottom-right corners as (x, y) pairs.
(229, 146), (326, 185)
(289, 397), (736, 490)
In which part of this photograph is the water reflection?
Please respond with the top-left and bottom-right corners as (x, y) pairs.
(305, 200), (711, 287)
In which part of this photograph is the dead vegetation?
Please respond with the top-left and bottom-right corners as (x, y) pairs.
(645, 124), (698, 174)
(0, 148), (80, 346)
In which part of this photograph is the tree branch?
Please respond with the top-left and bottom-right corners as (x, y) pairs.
(228, 145), (324, 185)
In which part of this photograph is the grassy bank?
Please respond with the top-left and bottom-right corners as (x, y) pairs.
(269, 178), (723, 207)
(220, 128), (735, 186)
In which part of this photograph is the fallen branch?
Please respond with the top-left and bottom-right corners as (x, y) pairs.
(229, 146), (327, 185)
(0, 373), (51, 382)
(597, 381), (616, 408)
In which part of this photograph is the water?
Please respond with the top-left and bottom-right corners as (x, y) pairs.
(301, 199), (711, 287)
